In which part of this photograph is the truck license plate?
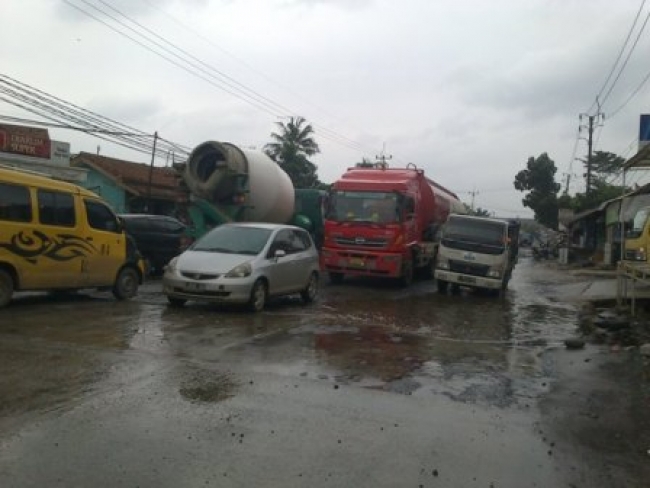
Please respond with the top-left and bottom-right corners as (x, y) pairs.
(458, 275), (476, 284)
(349, 257), (365, 267)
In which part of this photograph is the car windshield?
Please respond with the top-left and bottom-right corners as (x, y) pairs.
(191, 226), (273, 255)
(327, 190), (399, 223)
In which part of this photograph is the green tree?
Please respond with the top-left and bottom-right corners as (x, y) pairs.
(355, 157), (375, 168)
(264, 116), (321, 188)
(469, 207), (491, 217)
(559, 151), (627, 212)
(513, 153), (561, 229)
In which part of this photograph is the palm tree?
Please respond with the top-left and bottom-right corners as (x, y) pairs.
(264, 116), (321, 188)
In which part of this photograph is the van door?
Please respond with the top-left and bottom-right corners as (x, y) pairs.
(32, 189), (84, 289)
(82, 198), (126, 286)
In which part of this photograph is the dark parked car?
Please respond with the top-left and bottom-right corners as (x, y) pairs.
(119, 214), (190, 275)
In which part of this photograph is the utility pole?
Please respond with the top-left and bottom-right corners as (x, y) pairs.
(146, 131), (158, 214)
(579, 111), (604, 197)
(468, 188), (479, 211)
(375, 143), (392, 168)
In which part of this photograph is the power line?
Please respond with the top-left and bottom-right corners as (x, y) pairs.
(64, 0), (375, 156)
(599, 8), (650, 110)
(586, 0), (647, 114)
(607, 64), (650, 119)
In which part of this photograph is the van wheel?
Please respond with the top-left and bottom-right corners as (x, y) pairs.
(113, 267), (139, 300)
(0, 270), (14, 308)
(248, 279), (267, 312)
(301, 272), (319, 303)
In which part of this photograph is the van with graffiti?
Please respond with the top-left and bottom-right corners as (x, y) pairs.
(0, 166), (145, 307)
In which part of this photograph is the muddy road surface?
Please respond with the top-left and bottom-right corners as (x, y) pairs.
(0, 254), (648, 487)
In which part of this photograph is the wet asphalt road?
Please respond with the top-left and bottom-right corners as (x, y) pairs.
(0, 253), (646, 487)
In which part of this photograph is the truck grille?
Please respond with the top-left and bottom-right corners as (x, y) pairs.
(449, 260), (489, 277)
(334, 237), (388, 248)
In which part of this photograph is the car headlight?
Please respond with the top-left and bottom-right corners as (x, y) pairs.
(164, 257), (179, 272)
(225, 262), (252, 278)
(437, 260), (449, 270)
(635, 248), (646, 261)
(487, 269), (501, 278)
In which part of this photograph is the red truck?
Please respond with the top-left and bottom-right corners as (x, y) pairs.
(321, 164), (464, 285)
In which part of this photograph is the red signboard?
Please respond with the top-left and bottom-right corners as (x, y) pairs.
(0, 124), (51, 159)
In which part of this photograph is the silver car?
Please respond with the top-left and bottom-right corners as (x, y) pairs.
(162, 223), (320, 312)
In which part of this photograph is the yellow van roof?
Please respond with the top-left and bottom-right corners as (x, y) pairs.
(0, 165), (99, 198)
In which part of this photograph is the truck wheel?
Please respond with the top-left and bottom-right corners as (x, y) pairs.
(167, 297), (187, 307)
(0, 269), (14, 308)
(248, 279), (267, 312)
(399, 261), (414, 287)
(112, 267), (139, 300)
(301, 272), (319, 303)
(436, 279), (448, 294)
(329, 272), (344, 285)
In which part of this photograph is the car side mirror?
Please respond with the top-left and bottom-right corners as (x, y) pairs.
(274, 249), (287, 259)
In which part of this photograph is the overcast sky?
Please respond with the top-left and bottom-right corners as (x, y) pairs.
(3, 0), (650, 217)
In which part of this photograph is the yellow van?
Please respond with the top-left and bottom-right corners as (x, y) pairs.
(0, 166), (145, 307)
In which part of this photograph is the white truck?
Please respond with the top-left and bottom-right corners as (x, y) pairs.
(434, 215), (520, 296)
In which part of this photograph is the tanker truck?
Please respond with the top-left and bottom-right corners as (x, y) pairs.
(178, 141), (325, 244)
(320, 163), (465, 286)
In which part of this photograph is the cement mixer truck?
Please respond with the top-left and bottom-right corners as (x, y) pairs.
(178, 141), (325, 245)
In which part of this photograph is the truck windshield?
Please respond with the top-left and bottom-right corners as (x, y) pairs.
(327, 191), (399, 223)
(442, 219), (506, 254)
(627, 207), (650, 239)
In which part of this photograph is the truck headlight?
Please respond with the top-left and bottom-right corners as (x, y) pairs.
(225, 262), (252, 278)
(487, 269), (501, 278)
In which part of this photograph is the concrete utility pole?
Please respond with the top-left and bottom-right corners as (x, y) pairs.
(375, 143), (392, 168)
(468, 188), (479, 211)
(580, 112), (604, 197)
(146, 131), (158, 214)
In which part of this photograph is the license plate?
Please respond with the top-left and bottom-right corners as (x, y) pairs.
(185, 282), (206, 291)
(349, 257), (365, 267)
(458, 275), (476, 284)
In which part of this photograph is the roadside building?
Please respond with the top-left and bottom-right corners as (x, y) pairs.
(71, 152), (187, 215)
(0, 123), (86, 182)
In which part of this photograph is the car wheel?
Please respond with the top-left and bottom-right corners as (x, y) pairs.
(112, 267), (139, 300)
(436, 279), (448, 294)
(167, 297), (187, 307)
(248, 279), (267, 312)
(300, 272), (319, 303)
(0, 269), (14, 308)
(329, 272), (344, 284)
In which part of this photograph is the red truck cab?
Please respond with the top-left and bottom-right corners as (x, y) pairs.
(321, 165), (462, 286)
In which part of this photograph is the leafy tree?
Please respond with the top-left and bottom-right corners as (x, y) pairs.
(513, 153), (561, 229)
(264, 116), (321, 188)
(559, 151), (627, 212)
(356, 157), (375, 168)
(469, 207), (492, 217)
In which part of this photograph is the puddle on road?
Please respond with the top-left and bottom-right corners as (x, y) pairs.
(178, 367), (238, 404)
(211, 257), (580, 408)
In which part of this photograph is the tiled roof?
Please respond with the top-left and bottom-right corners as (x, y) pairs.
(71, 152), (187, 201)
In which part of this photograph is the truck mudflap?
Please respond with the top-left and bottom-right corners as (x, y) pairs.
(321, 249), (403, 278)
(434, 270), (502, 290)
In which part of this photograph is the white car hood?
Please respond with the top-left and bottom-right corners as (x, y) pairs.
(177, 250), (253, 274)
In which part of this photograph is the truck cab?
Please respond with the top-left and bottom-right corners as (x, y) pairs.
(435, 215), (519, 295)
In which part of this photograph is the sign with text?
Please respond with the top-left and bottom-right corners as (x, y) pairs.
(0, 123), (51, 159)
(640, 114), (650, 150)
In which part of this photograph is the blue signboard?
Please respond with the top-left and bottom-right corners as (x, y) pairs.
(641, 114), (650, 143)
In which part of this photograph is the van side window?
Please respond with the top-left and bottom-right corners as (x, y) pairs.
(0, 183), (32, 222)
(85, 200), (120, 233)
(38, 190), (75, 227)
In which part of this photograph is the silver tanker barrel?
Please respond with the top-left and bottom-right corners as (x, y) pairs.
(182, 141), (295, 235)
